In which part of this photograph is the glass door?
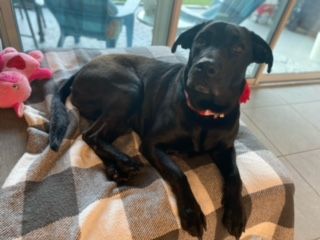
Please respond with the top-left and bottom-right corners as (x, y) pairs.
(260, 0), (320, 83)
(0, 0), (176, 50)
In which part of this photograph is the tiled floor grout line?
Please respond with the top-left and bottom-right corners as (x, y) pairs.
(282, 147), (320, 157)
(288, 102), (320, 132)
(241, 111), (283, 156)
(242, 99), (320, 157)
(287, 99), (320, 105)
(242, 98), (296, 158)
(243, 84), (320, 110)
(243, 98), (320, 110)
(283, 156), (320, 199)
(242, 99), (320, 197)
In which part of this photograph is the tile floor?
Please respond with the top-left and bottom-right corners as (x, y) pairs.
(240, 83), (320, 240)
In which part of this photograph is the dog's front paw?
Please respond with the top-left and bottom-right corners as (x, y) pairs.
(222, 203), (247, 239)
(180, 201), (207, 239)
(105, 156), (142, 183)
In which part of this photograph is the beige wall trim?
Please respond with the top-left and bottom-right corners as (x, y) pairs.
(167, 0), (182, 47)
(0, 0), (22, 50)
(259, 79), (320, 87)
(261, 72), (320, 82)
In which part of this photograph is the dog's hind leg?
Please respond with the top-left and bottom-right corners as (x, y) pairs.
(82, 116), (107, 146)
(83, 115), (142, 183)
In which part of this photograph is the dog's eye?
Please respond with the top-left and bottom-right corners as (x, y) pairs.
(232, 45), (244, 55)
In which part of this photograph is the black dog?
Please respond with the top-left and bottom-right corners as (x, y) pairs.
(49, 21), (273, 239)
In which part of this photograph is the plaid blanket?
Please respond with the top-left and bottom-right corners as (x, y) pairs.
(0, 47), (294, 240)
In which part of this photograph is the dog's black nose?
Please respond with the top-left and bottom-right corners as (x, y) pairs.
(194, 60), (217, 77)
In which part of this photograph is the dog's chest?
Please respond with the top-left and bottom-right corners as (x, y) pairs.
(191, 127), (226, 153)
(164, 127), (222, 155)
(191, 127), (207, 152)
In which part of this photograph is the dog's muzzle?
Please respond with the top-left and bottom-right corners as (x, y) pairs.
(184, 82), (251, 119)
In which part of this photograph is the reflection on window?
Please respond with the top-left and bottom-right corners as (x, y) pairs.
(274, 0), (320, 73)
(14, 0), (155, 50)
(179, 0), (266, 31)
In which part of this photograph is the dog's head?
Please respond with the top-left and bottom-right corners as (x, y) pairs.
(172, 21), (273, 118)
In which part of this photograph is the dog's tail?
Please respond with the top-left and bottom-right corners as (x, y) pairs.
(49, 74), (76, 151)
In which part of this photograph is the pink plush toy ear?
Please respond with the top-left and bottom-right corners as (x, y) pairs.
(7, 55), (26, 69)
(29, 68), (53, 82)
(0, 48), (16, 71)
(1, 47), (18, 54)
(28, 50), (44, 63)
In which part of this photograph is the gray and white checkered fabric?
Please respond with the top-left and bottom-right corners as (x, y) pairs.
(0, 47), (294, 240)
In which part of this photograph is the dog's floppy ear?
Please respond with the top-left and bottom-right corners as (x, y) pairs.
(171, 22), (207, 53)
(251, 32), (273, 73)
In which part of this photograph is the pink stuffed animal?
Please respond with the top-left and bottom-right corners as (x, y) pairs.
(0, 47), (53, 117)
